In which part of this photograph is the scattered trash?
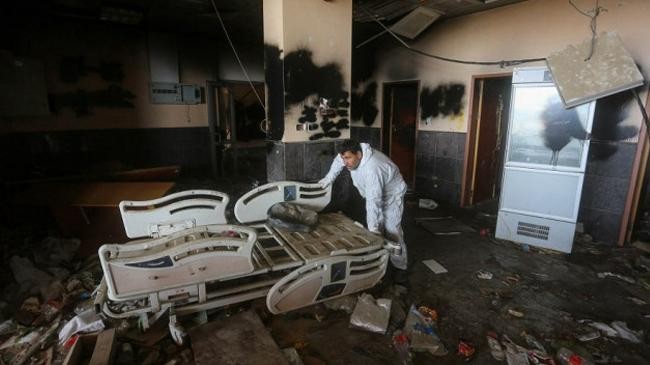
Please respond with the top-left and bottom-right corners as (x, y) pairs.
(323, 295), (357, 314)
(476, 270), (493, 280)
(479, 228), (491, 237)
(418, 199), (438, 210)
(392, 330), (412, 365)
(596, 272), (635, 284)
(556, 347), (594, 365)
(403, 305), (447, 356)
(486, 332), (504, 361)
(580, 320), (618, 337)
(507, 309), (524, 318)
(422, 259), (448, 274)
(33, 237), (80, 267)
(501, 335), (529, 365)
(577, 331), (600, 342)
(610, 321), (643, 343)
(626, 296), (647, 305)
(417, 306), (437, 322)
(10, 256), (54, 297)
(349, 293), (392, 334)
(58, 308), (105, 344)
(0, 319), (16, 336)
(457, 339), (475, 362)
(282, 347), (305, 365)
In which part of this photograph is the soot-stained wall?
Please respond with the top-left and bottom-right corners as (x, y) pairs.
(263, 0), (352, 143)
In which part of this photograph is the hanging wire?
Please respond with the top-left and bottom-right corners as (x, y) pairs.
(569, 0), (606, 61)
(358, 5), (545, 67)
(209, 0), (266, 112)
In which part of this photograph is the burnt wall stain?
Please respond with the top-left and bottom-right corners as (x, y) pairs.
(264, 44), (285, 141)
(420, 84), (465, 120)
(590, 90), (639, 160)
(351, 81), (378, 126)
(541, 101), (588, 165)
(284, 48), (347, 106)
(264, 46), (350, 142)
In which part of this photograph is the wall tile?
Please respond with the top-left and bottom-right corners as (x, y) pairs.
(304, 141), (335, 181)
(434, 157), (459, 183)
(587, 141), (636, 178)
(266, 142), (285, 182)
(416, 131), (436, 156)
(578, 207), (621, 244)
(435, 132), (455, 158)
(581, 174), (628, 214)
(284, 142), (304, 180)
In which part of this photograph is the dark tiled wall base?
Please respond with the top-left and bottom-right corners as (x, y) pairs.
(579, 141), (637, 244)
(0, 127), (212, 180)
(350, 126), (381, 149)
(415, 131), (466, 206)
(267, 141), (339, 182)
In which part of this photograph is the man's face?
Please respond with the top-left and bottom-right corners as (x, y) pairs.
(341, 151), (363, 170)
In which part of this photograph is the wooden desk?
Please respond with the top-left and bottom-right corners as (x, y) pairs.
(14, 182), (175, 256)
(16, 182), (175, 207)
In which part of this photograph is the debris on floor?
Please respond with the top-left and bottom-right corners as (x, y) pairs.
(422, 259), (448, 274)
(349, 294), (392, 334)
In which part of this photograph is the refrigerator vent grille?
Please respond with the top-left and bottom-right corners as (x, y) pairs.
(517, 221), (550, 240)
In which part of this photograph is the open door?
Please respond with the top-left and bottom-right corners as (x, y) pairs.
(466, 76), (512, 206)
(382, 82), (418, 187)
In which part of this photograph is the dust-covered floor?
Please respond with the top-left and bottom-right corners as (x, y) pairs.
(264, 202), (650, 364)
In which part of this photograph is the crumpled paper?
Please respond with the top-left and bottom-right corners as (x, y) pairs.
(58, 309), (105, 344)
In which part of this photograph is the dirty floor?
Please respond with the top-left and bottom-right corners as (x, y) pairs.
(262, 201), (650, 364)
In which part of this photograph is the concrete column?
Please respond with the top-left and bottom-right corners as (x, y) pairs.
(263, 0), (352, 181)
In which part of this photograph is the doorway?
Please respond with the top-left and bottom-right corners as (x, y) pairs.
(462, 75), (512, 207)
(207, 80), (266, 179)
(382, 81), (418, 187)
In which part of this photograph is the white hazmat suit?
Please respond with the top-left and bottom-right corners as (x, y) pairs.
(319, 143), (408, 269)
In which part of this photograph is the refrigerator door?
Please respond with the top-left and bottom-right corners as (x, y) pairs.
(496, 67), (596, 253)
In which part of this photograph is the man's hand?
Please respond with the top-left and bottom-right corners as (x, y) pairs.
(318, 178), (331, 189)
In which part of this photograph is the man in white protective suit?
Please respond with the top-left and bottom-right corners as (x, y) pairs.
(319, 139), (408, 271)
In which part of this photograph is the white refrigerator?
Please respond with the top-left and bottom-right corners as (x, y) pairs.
(495, 67), (596, 253)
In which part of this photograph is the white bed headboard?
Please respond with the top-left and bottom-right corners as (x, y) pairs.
(119, 189), (229, 238)
(234, 181), (331, 224)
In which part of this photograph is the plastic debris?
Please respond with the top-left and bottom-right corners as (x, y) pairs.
(457, 339), (475, 362)
(10, 256), (54, 297)
(418, 199), (438, 210)
(0, 319), (16, 336)
(392, 330), (412, 365)
(580, 320), (618, 337)
(417, 306), (437, 322)
(323, 295), (357, 314)
(577, 331), (600, 342)
(282, 347), (305, 365)
(33, 237), (80, 267)
(508, 309), (524, 318)
(476, 270), (493, 280)
(403, 305), (447, 356)
(556, 347), (594, 365)
(58, 308), (105, 344)
(596, 272), (635, 284)
(422, 259), (448, 274)
(626, 296), (647, 305)
(349, 293), (392, 334)
(486, 332), (505, 361)
(610, 321), (643, 343)
(501, 335), (529, 365)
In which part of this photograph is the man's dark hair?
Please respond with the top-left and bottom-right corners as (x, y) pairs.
(337, 139), (362, 154)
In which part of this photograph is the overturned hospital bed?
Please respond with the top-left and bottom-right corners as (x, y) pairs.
(94, 181), (391, 344)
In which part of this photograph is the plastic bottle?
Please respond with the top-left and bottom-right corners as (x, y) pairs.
(556, 347), (594, 365)
(392, 330), (412, 365)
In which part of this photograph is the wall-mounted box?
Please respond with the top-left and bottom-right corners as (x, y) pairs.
(150, 82), (202, 104)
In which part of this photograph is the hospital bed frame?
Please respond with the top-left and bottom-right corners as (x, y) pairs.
(94, 182), (391, 344)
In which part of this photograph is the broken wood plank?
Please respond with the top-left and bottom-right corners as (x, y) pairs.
(189, 310), (288, 365)
(89, 328), (116, 365)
